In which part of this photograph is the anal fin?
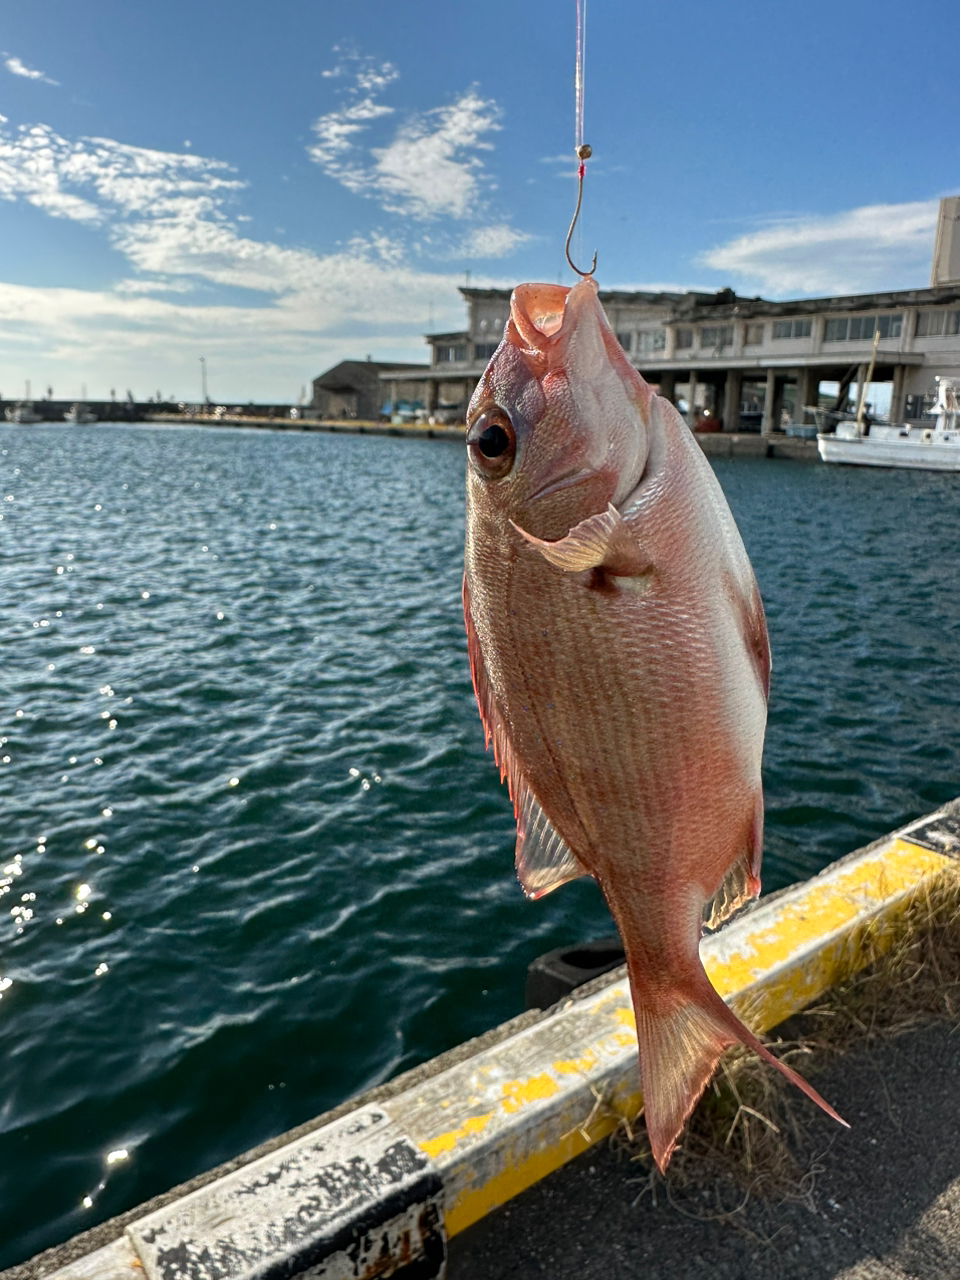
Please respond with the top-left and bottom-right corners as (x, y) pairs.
(516, 786), (587, 899)
(702, 788), (764, 932)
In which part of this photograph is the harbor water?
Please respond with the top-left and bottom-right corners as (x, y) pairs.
(1, 423), (959, 1268)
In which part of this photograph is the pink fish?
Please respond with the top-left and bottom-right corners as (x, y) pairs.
(463, 277), (846, 1171)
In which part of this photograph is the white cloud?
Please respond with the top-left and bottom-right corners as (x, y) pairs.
(699, 199), (940, 296)
(4, 54), (58, 85)
(309, 52), (501, 221)
(0, 116), (493, 399)
(461, 224), (532, 258)
(113, 278), (196, 294)
(368, 92), (501, 219)
(0, 123), (242, 233)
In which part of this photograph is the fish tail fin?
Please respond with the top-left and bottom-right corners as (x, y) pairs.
(636, 974), (848, 1173)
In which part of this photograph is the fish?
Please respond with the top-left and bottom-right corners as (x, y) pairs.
(462, 277), (846, 1171)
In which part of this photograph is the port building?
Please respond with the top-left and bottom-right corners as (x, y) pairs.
(381, 196), (960, 431)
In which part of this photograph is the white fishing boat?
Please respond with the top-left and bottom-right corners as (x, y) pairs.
(818, 376), (960, 471)
(65, 402), (98, 424)
(4, 402), (42, 424)
(4, 381), (43, 423)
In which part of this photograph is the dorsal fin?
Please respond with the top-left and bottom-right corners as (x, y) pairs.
(510, 504), (650, 578)
(463, 574), (587, 899)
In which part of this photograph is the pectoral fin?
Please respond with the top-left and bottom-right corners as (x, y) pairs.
(511, 504), (650, 578)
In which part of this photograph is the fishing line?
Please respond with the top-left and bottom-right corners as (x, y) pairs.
(566, 0), (596, 278)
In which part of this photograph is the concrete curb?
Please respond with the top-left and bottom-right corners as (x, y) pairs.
(32, 801), (960, 1279)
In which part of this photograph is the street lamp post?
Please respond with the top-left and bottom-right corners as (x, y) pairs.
(200, 357), (209, 405)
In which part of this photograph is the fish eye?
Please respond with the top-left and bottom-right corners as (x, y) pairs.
(467, 409), (516, 478)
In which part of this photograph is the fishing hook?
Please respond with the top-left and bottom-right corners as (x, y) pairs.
(565, 144), (597, 278)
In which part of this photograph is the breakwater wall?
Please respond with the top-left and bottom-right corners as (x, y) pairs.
(13, 800), (959, 1280)
(147, 414), (818, 458)
(3, 407), (819, 458)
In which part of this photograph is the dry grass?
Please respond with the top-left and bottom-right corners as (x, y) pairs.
(617, 865), (960, 1219)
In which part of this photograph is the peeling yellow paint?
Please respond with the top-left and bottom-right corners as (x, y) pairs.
(593, 986), (630, 1012)
(500, 1073), (559, 1114)
(445, 1088), (644, 1235)
(553, 1049), (599, 1075)
(613, 1006), (636, 1031)
(419, 1111), (493, 1160)
(704, 841), (949, 998)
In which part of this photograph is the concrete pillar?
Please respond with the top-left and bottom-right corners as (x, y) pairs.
(658, 371), (677, 403)
(687, 370), (699, 424)
(890, 365), (906, 423)
(901, 309), (916, 353)
(760, 367), (777, 435)
(425, 380), (437, 412)
(390, 380), (399, 415)
(722, 368), (742, 431)
(795, 367), (819, 423)
(664, 327), (676, 359)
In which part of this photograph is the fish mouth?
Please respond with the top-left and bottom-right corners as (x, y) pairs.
(510, 283), (571, 351)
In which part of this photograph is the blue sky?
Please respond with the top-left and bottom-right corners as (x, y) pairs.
(0, 0), (957, 402)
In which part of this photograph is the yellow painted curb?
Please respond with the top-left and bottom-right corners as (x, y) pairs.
(385, 807), (960, 1236)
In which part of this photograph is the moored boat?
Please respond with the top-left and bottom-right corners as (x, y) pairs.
(4, 401), (42, 424)
(818, 376), (960, 471)
(4, 380), (43, 424)
(64, 402), (98, 424)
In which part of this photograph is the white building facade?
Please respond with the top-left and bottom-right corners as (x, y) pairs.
(382, 282), (960, 432)
(382, 198), (960, 432)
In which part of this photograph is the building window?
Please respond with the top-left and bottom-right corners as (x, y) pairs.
(437, 344), (469, 363)
(916, 310), (945, 337)
(675, 327), (694, 349)
(948, 310), (960, 335)
(700, 325), (733, 349)
(844, 314), (903, 341)
(636, 329), (666, 354)
(473, 342), (499, 360)
(745, 322), (764, 345)
(616, 332), (633, 352)
(772, 319), (812, 340)
(824, 318), (848, 341)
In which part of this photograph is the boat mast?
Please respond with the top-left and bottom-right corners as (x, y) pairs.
(855, 329), (881, 437)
